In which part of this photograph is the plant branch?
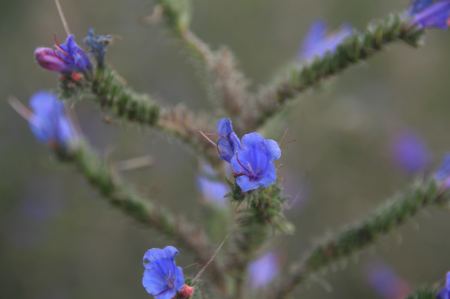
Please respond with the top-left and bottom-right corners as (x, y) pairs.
(67, 141), (226, 288)
(155, 0), (251, 118)
(89, 68), (220, 166)
(267, 179), (448, 299)
(240, 14), (424, 131)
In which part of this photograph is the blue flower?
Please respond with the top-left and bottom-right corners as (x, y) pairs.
(217, 118), (241, 162)
(366, 262), (411, 299)
(84, 28), (112, 68)
(231, 133), (281, 192)
(409, 0), (450, 29)
(28, 91), (77, 149)
(434, 154), (450, 188)
(390, 131), (430, 174)
(299, 20), (353, 62)
(248, 252), (279, 289)
(437, 272), (450, 299)
(215, 118), (281, 192)
(197, 164), (229, 207)
(142, 246), (185, 299)
(35, 35), (92, 76)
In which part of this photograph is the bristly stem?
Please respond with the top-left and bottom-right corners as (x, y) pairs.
(240, 14), (424, 131)
(406, 288), (438, 299)
(68, 141), (226, 288)
(154, 0), (250, 118)
(268, 179), (448, 299)
(89, 68), (220, 166)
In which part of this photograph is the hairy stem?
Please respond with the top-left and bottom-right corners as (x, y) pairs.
(268, 179), (447, 299)
(68, 141), (226, 288)
(90, 68), (220, 166)
(241, 14), (424, 131)
(405, 288), (437, 299)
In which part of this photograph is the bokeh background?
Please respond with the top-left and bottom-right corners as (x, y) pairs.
(1, 0), (450, 298)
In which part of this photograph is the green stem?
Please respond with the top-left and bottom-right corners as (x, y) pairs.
(68, 141), (226, 288)
(91, 68), (220, 166)
(405, 288), (438, 299)
(241, 14), (424, 131)
(268, 179), (447, 299)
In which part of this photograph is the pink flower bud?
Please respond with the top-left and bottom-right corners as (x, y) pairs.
(34, 47), (69, 73)
(178, 284), (194, 298)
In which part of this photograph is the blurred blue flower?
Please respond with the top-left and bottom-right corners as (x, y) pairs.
(299, 20), (353, 62)
(28, 91), (77, 149)
(197, 164), (229, 207)
(366, 262), (411, 299)
(217, 118), (241, 162)
(84, 28), (112, 68)
(248, 251), (279, 289)
(390, 131), (430, 174)
(434, 154), (450, 188)
(438, 272), (450, 299)
(35, 34), (92, 76)
(409, 0), (433, 14)
(142, 246), (185, 299)
(409, 0), (450, 29)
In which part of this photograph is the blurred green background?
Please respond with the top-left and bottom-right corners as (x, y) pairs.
(1, 0), (450, 298)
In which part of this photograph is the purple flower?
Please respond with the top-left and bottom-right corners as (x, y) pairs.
(142, 246), (185, 299)
(248, 252), (279, 289)
(28, 91), (77, 149)
(217, 118), (241, 162)
(215, 118), (281, 192)
(438, 272), (450, 299)
(409, 0), (450, 29)
(366, 262), (411, 299)
(35, 34), (92, 76)
(390, 131), (430, 174)
(231, 133), (281, 192)
(434, 154), (450, 188)
(300, 20), (353, 62)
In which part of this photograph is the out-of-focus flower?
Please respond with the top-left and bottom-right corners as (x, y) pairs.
(84, 28), (112, 68)
(299, 20), (353, 62)
(248, 251), (279, 289)
(366, 262), (411, 299)
(35, 34), (92, 77)
(217, 118), (241, 163)
(28, 91), (77, 150)
(142, 246), (185, 299)
(437, 272), (450, 299)
(390, 131), (430, 174)
(434, 154), (450, 188)
(216, 118), (281, 192)
(197, 164), (229, 207)
(408, 0), (450, 29)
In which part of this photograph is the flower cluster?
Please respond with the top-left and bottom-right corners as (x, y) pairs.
(35, 34), (92, 79)
(27, 91), (77, 151)
(216, 118), (281, 192)
(142, 246), (193, 299)
(299, 20), (353, 62)
(408, 0), (450, 29)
